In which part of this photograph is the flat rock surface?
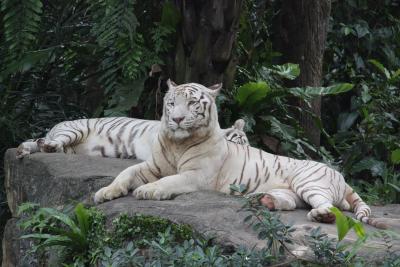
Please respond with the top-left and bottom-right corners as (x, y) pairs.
(3, 148), (400, 266)
(98, 192), (400, 260)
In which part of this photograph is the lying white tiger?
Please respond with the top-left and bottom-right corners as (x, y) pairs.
(94, 80), (383, 228)
(16, 117), (248, 160)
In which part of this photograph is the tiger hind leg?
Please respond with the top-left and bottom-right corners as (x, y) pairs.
(339, 199), (351, 211)
(258, 189), (307, 211)
(41, 139), (64, 153)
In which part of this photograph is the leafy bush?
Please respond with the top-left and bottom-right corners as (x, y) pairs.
(219, 62), (352, 163)
(332, 61), (400, 204)
(323, 0), (400, 203)
(17, 199), (400, 266)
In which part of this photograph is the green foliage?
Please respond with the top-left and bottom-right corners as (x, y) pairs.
(111, 213), (193, 248)
(327, 60), (400, 204)
(1, 0), (43, 70)
(18, 202), (277, 266)
(230, 184), (295, 260)
(18, 201), (400, 266)
(305, 227), (349, 266)
(235, 81), (270, 107)
(329, 207), (366, 242)
(323, 0), (400, 204)
(220, 62), (350, 163)
(0, 2), (177, 245)
(19, 203), (92, 260)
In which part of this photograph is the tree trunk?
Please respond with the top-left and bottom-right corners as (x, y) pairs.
(278, 0), (331, 147)
(171, 0), (243, 88)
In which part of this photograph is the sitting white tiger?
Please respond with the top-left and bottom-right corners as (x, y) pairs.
(16, 117), (248, 161)
(94, 80), (383, 228)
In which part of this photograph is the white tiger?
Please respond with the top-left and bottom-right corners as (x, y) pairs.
(94, 80), (384, 228)
(16, 118), (248, 160)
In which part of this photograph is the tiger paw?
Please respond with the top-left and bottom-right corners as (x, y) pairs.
(307, 207), (336, 223)
(259, 194), (276, 210)
(133, 183), (172, 200)
(16, 140), (41, 159)
(16, 144), (31, 159)
(94, 184), (128, 204)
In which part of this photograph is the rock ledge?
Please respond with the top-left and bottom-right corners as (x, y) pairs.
(3, 149), (400, 266)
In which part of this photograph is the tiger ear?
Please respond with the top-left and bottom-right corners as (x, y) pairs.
(206, 83), (222, 99)
(167, 79), (177, 90)
(233, 119), (245, 131)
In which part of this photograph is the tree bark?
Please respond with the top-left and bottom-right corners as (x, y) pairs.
(278, 0), (331, 147)
(171, 0), (243, 88)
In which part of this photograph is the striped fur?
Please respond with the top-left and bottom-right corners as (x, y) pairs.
(94, 80), (383, 228)
(16, 118), (248, 161)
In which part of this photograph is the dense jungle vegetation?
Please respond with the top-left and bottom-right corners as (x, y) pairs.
(0, 0), (399, 264)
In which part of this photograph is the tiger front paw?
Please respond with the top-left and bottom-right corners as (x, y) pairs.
(133, 183), (173, 200)
(94, 184), (129, 204)
(16, 140), (42, 159)
(16, 144), (31, 159)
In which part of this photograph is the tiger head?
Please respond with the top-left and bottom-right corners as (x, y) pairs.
(161, 79), (222, 140)
(223, 119), (249, 145)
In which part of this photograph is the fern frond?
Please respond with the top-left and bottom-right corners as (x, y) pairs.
(1, 0), (43, 68)
(90, 0), (143, 94)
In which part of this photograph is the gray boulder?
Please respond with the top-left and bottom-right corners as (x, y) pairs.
(2, 148), (400, 266)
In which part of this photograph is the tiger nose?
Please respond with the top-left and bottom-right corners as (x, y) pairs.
(172, 117), (185, 124)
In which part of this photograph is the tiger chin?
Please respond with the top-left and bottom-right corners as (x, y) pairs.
(94, 80), (386, 229)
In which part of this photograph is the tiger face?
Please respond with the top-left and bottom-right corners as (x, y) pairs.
(162, 80), (222, 139)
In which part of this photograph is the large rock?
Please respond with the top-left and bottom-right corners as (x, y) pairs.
(3, 148), (400, 266)
(4, 149), (139, 215)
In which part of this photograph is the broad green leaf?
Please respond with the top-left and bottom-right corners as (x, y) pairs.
(41, 235), (72, 247)
(368, 59), (391, 79)
(389, 69), (400, 83)
(17, 202), (39, 216)
(257, 230), (268, 240)
(390, 149), (400, 164)
(40, 208), (81, 235)
(21, 233), (57, 239)
(388, 183), (400, 192)
(260, 116), (296, 142)
(354, 23), (370, 38)
(104, 77), (146, 117)
(239, 184), (248, 193)
(244, 215), (252, 223)
(289, 83), (354, 97)
(343, 26), (352, 36)
(229, 184), (247, 193)
(307, 83), (354, 95)
(352, 221), (366, 239)
(235, 81), (270, 107)
(330, 207), (350, 241)
(337, 112), (359, 132)
(350, 157), (387, 177)
(273, 63), (300, 80)
(361, 84), (371, 103)
(75, 203), (90, 237)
